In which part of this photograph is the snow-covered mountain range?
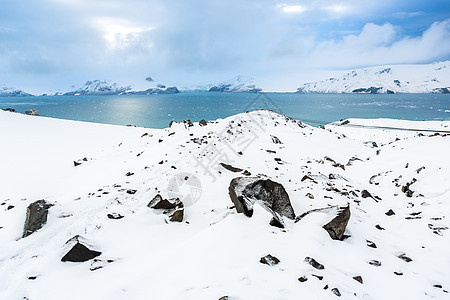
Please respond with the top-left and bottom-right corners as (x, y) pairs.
(63, 80), (180, 96)
(297, 61), (450, 94)
(0, 87), (33, 97)
(208, 76), (262, 93)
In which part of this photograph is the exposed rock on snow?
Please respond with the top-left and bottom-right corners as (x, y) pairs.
(148, 194), (184, 222)
(305, 257), (325, 270)
(228, 177), (295, 227)
(0, 87), (34, 97)
(22, 200), (53, 238)
(259, 254), (280, 266)
(322, 204), (351, 241)
(61, 236), (101, 262)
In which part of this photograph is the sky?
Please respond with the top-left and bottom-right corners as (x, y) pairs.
(0, 0), (449, 93)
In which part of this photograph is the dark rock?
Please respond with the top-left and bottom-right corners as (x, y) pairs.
(368, 260), (381, 267)
(331, 288), (341, 297)
(242, 170), (251, 176)
(61, 241), (101, 262)
(126, 189), (137, 195)
(228, 177), (296, 221)
(220, 163), (243, 173)
(402, 178), (417, 197)
(361, 190), (373, 199)
(323, 285), (329, 290)
(199, 119), (207, 126)
(269, 216), (285, 228)
(394, 271), (403, 276)
(375, 224), (385, 230)
(90, 258), (114, 271)
(341, 120), (350, 125)
(271, 135), (282, 144)
(73, 161), (82, 167)
(27, 276), (38, 280)
(218, 297), (229, 300)
(125, 172), (134, 176)
(7, 205), (14, 210)
(306, 193), (314, 199)
(23, 200), (53, 238)
(148, 194), (183, 210)
(353, 276), (363, 284)
(311, 274), (323, 280)
(398, 253), (412, 262)
(366, 240), (377, 248)
(260, 254), (280, 266)
(322, 204), (350, 240)
(298, 276), (308, 282)
(385, 209), (395, 216)
(305, 257), (324, 270)
(169, 208), (184, 222)
(184, 119), (194, 128)
(107, 213), (124, 220)
(433, 284), (443, 288)
(301, 175), (314, 182)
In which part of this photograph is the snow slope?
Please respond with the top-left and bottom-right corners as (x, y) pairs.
(208, 76), (262, 93)
(1, 110), (450, 299)
(297, 61), (450, 94)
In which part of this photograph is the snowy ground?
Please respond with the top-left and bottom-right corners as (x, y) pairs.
(1, 110), (449, 299)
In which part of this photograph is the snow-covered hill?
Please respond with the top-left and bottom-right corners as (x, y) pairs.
(208, 76), (262, 93)
(297, 61), (450, 94)
(0, 87), (34, 97)
(1, 110), (450, 299)
(63, 80), (180, 96)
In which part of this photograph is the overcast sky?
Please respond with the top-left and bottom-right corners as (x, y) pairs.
(1, 0), (449, 93)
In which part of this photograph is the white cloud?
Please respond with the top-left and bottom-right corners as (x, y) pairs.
(277, 4), (306, 13)
(307, 19), (450, 68)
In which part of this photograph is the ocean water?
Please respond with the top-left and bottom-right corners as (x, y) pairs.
(1, 92), (449, 128)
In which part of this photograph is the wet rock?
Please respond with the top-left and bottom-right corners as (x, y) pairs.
(228, 177), (296, 224)
(385, 209), (395, 216)
(23, 200), (53, 238)
(305, 257), (324, 270)
(322, 204), (351, 240)
(260, 254), (280, 266)
(220, 163), (243, 173)
(61, 236), (101, 262)
(331, 288), (341, 297)
(353, 276), (363, 284)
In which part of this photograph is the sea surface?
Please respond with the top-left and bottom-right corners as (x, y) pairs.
(1, 92), (449, 128)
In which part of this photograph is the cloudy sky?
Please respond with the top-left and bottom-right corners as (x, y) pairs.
(1, 0), (449, 93)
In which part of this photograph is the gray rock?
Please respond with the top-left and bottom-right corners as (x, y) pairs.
(148, 194), (184, 222)
(322, 204), (351, 240)
(305, 257), (324, 270)
(228, 177), (295, 224)
(23, 200), (53, 238)
(353, 275), (363, 284)
(260, 254), (280, 266)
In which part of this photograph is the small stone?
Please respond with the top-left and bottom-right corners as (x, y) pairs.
(305, 257), (324, 270)
(375, 224), (385, 230)
(260, 254), (280, 266)
(306, 193), (314, 199)
(125, 172), (134, 176)
(398, 253), (412, 262)
(107, 213), (124, 220)
(311, 274), (323, 280)
(394, 271), (403, 276)
(385, 209), (395, 216)
(433, 284), (443, 289)
(199, 119), (207, 126)
(361, 190), (373, 199)
(331, 288), (341, 297)
(169, 208), (184, 222)
(301, 175), (314, 182)
(298, 276), (308, 282)
(7, 205), (14, 210)
(220, 163), (243, 173)
(73, 161), (82, 167)
(242, 170), (251, 176)
(353, 276), (363, 284)
(323, 285), (329, 290)
(126, 189), (137, 195)
(366, 240), (377, 248)
(368, 260), (381, 267)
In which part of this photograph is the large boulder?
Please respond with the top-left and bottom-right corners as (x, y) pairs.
(322, 204), (351, 240)
(228, 177), (295, 227)
(23, 200), (53, 238)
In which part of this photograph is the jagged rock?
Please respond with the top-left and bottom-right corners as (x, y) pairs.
(228, 177), (295, 223)
(23, 200), (53, 238)
(148, 194), (184, 222)
(366, 240), (377, 248)
(353, 276), (363, 284)
(305, 257), (324, 270)
(220, 163), (243, 173)
(322, 204), (351, 240)
(260, 254), (280, 266)
(385, 209), (395, 216)
(61, 236), (101, 262)
(361, 190), (373, 199)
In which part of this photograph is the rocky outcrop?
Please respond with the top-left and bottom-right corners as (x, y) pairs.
(23, 200), (53, 238)
(322, 204), (351, 240)
(148, 194), (184, 222)
(228, 177), (295, 228)
(260, 254), (280, 266)
(25, 109), (39, 116)
(61, 236), (101, 262)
